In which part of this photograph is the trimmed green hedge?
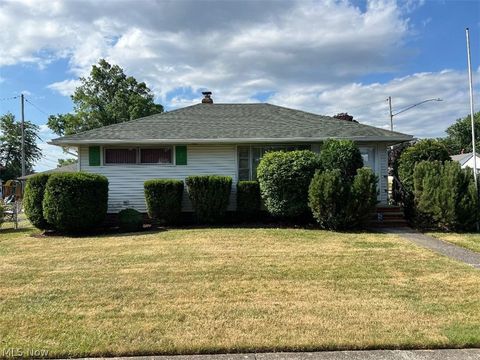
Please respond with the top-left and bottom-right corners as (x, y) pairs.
(23, 173), (52, 230)
(144, 179), (184, 224)
(185, 175), (232, 223)
(118, 208), (143, 232)
(257, 150), (321, 218)
(237, 181), (261, 219)
(43, 172), (108, 233)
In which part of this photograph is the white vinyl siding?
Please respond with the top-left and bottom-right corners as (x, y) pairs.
(79, 141), (390, 213)
(79, 145), (237, 213)
(378, 143), (389, 204)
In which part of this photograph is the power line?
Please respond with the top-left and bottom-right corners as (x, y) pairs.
(24, 98), (50, 117)
(0, 95), (20, 101)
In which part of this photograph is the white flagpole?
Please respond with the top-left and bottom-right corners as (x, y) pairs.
(466, 28), (479, 230)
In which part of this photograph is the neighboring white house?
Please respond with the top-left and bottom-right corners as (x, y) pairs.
(50, 93), (413, 213)
(451, 152), (480, 172)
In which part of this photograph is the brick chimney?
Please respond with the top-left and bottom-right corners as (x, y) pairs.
(201, 91), (213, 104)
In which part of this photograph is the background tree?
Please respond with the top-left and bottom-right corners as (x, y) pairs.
(0, 113), (42, 181)
(48, 59), (164, 136)
(57, 158), (77, 167)
(333, 113), (358, 123)
(443, 112), (480, 154)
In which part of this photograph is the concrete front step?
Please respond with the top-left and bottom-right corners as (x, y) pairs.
(371, 206), (408, 227)
(370, 221), (410, 228)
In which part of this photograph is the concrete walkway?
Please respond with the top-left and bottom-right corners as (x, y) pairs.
(78, 349), (480, 360)
(379, 228), (480, 269)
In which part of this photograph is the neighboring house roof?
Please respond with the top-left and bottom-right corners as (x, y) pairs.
(50, 103), (413, 146)
(451, 152), (480, 167)
(18, 163), (78, 180)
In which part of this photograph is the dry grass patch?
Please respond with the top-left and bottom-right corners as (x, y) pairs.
(429, 232), (480, 253)
(1, 226), (480, 358)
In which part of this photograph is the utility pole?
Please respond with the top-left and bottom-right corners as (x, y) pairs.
(388, 97), (442, 132)
(466, 27), (478, 231)
(388, 96), (393, 132)
(20, 93), (25, 178)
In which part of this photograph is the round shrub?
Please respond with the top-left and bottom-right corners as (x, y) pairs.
(237, 181), (261, 219)
(43, 172), (108, 233)
(398, 139), (451, 193)
(308, 167), (378, 230)
(23, 173), (52, 230)
(185, 175), (232, 223)
(319, 139), (363, 180)
(257, 150), (321, 218)
(144, 179), (184, 224)
(118, 208), (143, 232)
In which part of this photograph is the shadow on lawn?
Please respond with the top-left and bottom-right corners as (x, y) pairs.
(34, 219), (376, 239)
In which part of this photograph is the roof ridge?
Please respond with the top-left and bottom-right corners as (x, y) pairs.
(264, 103), (407, 134)
(51, 104), (201, 141)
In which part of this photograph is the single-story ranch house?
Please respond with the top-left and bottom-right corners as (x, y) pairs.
(50, 93), (413, 213)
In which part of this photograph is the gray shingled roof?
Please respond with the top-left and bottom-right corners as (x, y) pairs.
(451, 152), (480, 166)
(50, 103), (413, 145)
(18, 163), (78, 180)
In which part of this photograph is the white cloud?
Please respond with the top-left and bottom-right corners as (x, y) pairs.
(3, 1), (410, 93)
(6, 0), (469, 140)
(269, 69), (479, 138)
(47, 79), (80, 96)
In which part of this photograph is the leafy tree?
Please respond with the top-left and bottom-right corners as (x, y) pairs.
(0, 113), (41, 181)
(333, 113), (358, 123)
(48, 59), (164, 136)
(444, 112), (480, 154)
(57, 158), (77, 167)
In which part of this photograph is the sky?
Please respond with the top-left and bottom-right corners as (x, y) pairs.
(0, 0), (480, 171)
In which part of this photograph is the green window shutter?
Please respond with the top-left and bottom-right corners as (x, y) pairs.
(175, 145), (187, 165)
(89, 146), (100, 166)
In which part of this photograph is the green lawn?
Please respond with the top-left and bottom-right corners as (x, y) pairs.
(429, 232), (480, 253)
(1, 223), (480, 358)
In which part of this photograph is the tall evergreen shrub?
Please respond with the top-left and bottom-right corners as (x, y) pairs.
(308, 167), (378, 230)
(413, 161), (478, 230)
